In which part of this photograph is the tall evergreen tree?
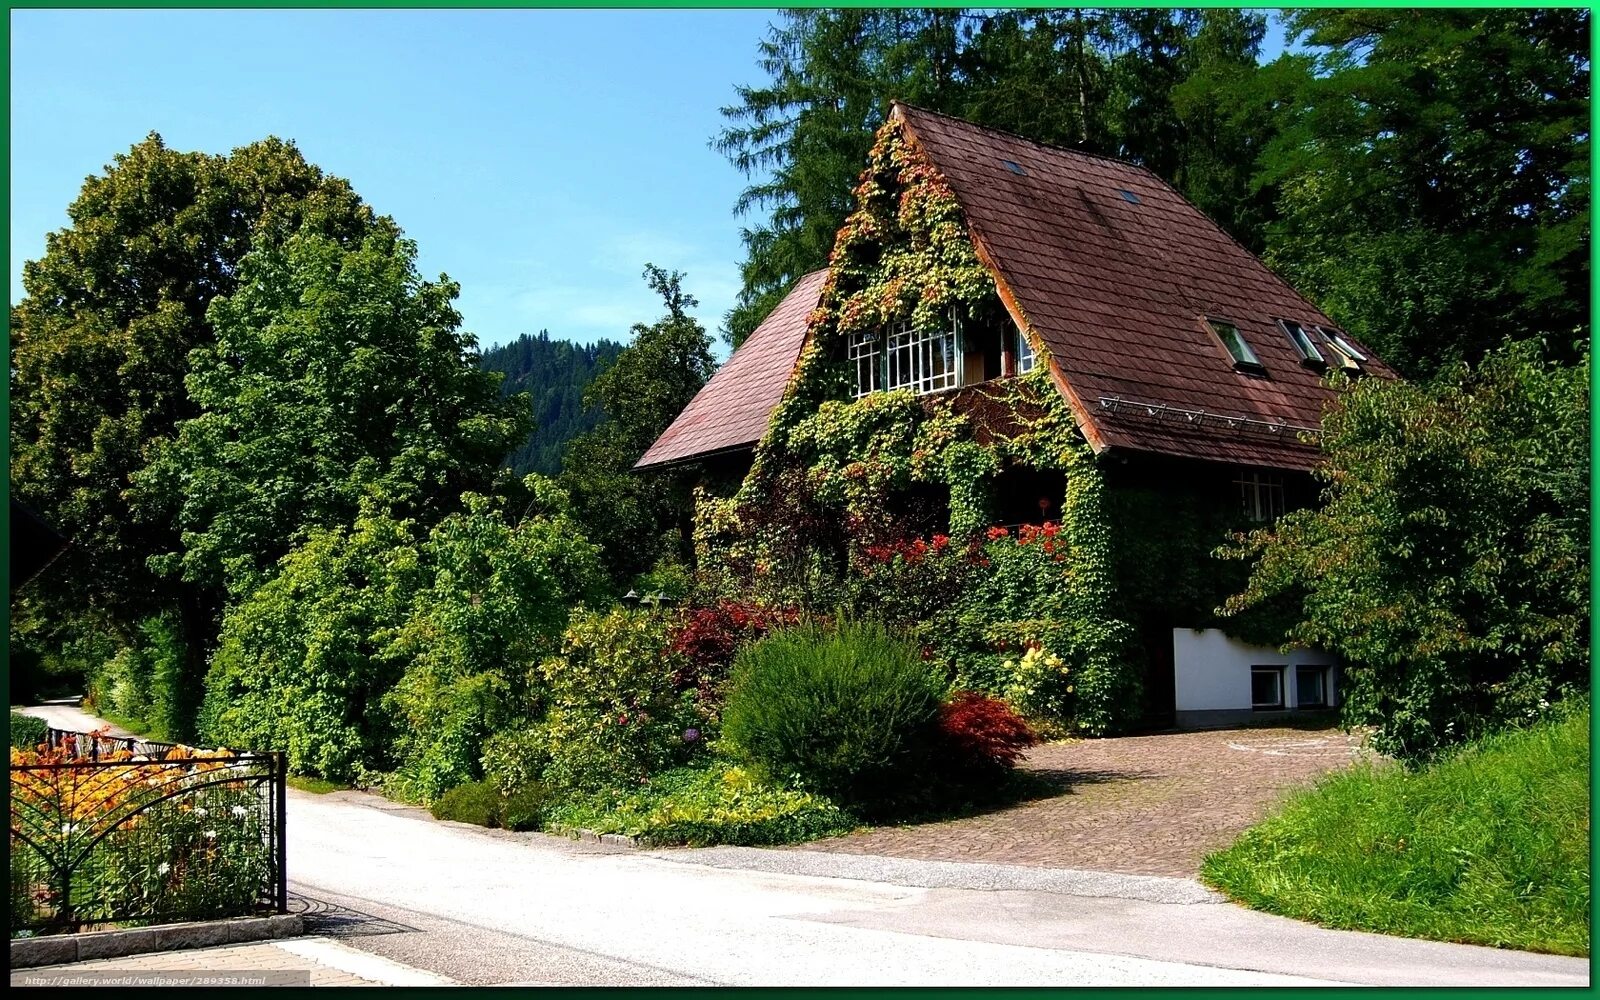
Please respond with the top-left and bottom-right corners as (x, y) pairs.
(479, 331), (624, 475)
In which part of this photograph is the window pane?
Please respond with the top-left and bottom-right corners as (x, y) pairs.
(1279, 319), (1324, 363)
(1296, 667), (1326, 708)
(1016, 328), (1037, 373)
(1251, 667), (1283, 708)
(1209, 319), (1261, 367)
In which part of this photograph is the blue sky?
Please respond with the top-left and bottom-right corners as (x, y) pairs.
(11, 9), (1291, 353)
(10, 8), (775, 349)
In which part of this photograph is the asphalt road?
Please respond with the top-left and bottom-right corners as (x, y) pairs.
(17, 704), (1589, 987)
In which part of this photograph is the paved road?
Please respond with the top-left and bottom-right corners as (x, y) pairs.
(285, 788), (1588, 987)
(19, 705), (1589, 987)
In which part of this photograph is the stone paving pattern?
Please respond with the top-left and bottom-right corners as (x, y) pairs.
(11, 942), (381, 988)
(802, 725), (1365, 876)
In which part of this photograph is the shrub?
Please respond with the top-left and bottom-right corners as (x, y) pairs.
(667, 599), (798, 699)
(1221, 342), (1589, 763)
(428, 778), (551, 832)
(543, 764), (852, 847)
(539, 609), (711, 793)
(722, 621), (947, 810)
(1202, 704), (1590, 956)
(9, 713), (47, 751)
(481, 728), (552, 796)
(936, 692), (1038, 777)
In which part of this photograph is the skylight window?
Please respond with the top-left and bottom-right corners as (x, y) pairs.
(1277, 319), (1325, 367)
(1001, 160), (1027, 176)
(1206, 318), (1264, 374)
(1118, 189), (1141, 204)
(1315, 326), (1366, 372)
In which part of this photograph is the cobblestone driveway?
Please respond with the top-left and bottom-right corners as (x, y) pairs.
(802, 726), (1366, 877)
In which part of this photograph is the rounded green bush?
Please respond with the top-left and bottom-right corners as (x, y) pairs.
(428, 778), (551, 831)
(722, 620), (947, 810)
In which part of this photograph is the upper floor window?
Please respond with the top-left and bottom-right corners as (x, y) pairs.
(1235, 469), (1286, 522)
(1015, 328), (1037, 374)
(1316, 326), (1366, 372)
(1206, 318), (1265, 375)
(1278, 319), (1325, 367)
(849, 330), (882, 399)
(879, 313), (960, 395)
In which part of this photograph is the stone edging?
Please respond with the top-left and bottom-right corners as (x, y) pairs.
(563, 827), (643, 849)
(10, 914), (304, 969)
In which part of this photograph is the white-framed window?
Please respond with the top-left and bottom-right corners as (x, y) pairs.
(885, 314), (960, 394)
(849, 329), (882, 399)
(1015, 327), (1037, 374)
(1296, 665), (1329, 708)
(1235, 469), (1286, 522)
(1251, 666), (1285, 710)
(1278, 319), (1325, 366)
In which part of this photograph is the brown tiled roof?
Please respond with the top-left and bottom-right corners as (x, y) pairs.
(635, 269), (828, 469)
(895, 103), (1395, 472)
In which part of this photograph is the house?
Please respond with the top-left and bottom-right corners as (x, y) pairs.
(641, 104), (1393, 729)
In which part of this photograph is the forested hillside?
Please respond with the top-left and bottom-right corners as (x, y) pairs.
(480, 332), (624, 475)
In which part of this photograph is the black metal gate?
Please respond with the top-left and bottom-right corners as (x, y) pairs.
(10, 734), (287, 935)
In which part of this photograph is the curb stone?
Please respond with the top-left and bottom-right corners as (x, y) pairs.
(10, 914), (303, 969)
(560, 827), (643, 848)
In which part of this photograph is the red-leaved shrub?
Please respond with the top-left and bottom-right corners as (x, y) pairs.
(937, 691), (1039, 773)
(668, 600), (798, 699)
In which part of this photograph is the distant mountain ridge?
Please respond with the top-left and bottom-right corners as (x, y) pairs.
(479, 330), (625, 475)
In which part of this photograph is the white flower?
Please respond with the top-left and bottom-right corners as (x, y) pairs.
(157, 863), (170, 876)
(59, 823), (77, 835)
(231, 805), (249, 818)
(203, 830), (217, 840)
(194, 807), (208, 817)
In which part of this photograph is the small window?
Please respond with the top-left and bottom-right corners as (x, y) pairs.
(886, 312), (960, 395)
(1206, 318), (1264, 373)
(1001, 159), (1027, 176)
(849, 330), (882, 399)
(1278, 319), (1325, 367)
(1251, 666), (1285, 710)
(1015, 327), (1037, 374)
(1316, 326), (1366, 372)
(1118, 188), (1141, 204)
(1296, 666), (1329, 708)
(1235, 469), (1286, 523)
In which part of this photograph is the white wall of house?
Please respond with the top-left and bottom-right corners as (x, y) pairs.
(1173, 628), (1339, 727)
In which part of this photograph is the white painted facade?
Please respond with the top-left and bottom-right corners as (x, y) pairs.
(1172, 628), (1339, 727)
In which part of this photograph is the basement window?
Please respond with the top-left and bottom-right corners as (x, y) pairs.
(1278, 319), (1325, 368)
(1206, 318), (1264, 374)
(1296, 666), (1330, 708)
(1251, 666), (1286, 710)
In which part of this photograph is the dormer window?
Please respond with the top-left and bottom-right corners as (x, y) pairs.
(1278, 319), (1325, 368)
(1206, 318), (1265, 375)
(1316, 326), (1366, 372)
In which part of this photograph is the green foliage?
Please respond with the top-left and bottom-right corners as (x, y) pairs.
(1221, 343), (1590, 763)
(716, 9), (1267, 345)
(383, 484), (608, 803)
(480, 728), (551, 797)
(543, 763), (852, 847)
(478, 330), (625, 475)
(722, 621), (947, 810)
(136, 228), (529, 601)
(9, 714), (47, 751)
(9, 132), (384, 657)
(1253, 9), (1589, 379)
(538, 609), (711, 793)
(429, 778), (551, 832)
(1202, 705), (1591, 957)
(198, 511), (420, 779)
(559, 265), (716, 584)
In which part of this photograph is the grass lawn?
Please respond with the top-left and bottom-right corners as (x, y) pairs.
(1201, 706), (1590, 957)
(286, 775), (349, 794)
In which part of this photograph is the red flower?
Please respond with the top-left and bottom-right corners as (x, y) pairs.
(986, 526), (1010, 541)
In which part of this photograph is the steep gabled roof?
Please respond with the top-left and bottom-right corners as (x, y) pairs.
(893, 103), (1394, 471)
(635, 269), (828, 470)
